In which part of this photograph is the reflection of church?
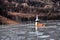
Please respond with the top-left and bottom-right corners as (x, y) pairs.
(35, 15), (45, 32)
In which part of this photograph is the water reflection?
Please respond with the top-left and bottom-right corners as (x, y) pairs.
(0, 22), (60, 40)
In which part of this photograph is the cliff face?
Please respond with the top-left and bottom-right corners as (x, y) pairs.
(0, 0), (60, 24)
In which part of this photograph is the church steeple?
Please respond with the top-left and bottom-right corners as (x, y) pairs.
(35, 15), (39, 22)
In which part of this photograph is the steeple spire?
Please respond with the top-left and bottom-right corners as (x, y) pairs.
(35, 15), (39, 22)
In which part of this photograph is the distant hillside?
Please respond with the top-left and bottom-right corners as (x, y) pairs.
(0, 0), (60, 24)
